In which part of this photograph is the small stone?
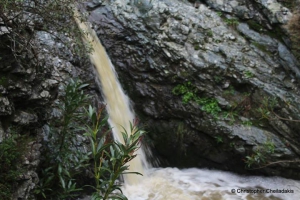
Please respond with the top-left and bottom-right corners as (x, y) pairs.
(40, 90), (50, 98)
(13, 111), (38, 125)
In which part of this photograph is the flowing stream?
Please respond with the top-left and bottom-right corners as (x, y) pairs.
(75, 18), (300, 200)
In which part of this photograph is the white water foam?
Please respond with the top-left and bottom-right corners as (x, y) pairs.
(123, 168), (300, 200)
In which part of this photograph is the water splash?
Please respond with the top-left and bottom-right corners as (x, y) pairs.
(123, 168), (300, 200)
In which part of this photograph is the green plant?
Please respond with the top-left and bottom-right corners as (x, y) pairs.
(252, 42), (270, 55)
(37, 79), (144, 199)
(196, 97), (222, 116)
(247, 20), (264, 32)
(244, 70), (254, 78)
(35, 79), (90, 199)
(245, 150), (266, 168)
(224, 18), (239, 27)
(206, 30), (213, 37)
(242, 120), (252, 127)
(194, 44), (200, 50)
(223, 110), (238, 125)
(173, 82), (221, 116)
(264, 140), (275, 154)
(245, 140), (275, 168)
(229, 142), (235, 148)
(255, 97), (277, 120)
(0, 136), (24, 199)
(172, 82), (198, 104)
(223, 86), (235, 95)
(213, 75), (223, 83)
(215, 135), (223, 144)
(84, 105), (144, 200)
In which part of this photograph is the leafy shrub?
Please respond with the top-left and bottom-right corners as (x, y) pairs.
(224, 18), (239, 27)
(172, 81), (198, 104)
(36, 79), (144, 200)
(85, 106), (144, 200)
(0, 137), (23, 199)
(245, 140), (275, 168)
(172, 82), (221, 116)
(35, 79), (90, 199)
(196, 97), (221, 116)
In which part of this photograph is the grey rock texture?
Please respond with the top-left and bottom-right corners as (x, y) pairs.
(87, 0), (300, 179)
(0, 29), (100, 199)
(204, 0), (292, 23)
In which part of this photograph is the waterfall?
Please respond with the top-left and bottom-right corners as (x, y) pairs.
(74, 13), (300, 200)
(75, 16), (149, 185)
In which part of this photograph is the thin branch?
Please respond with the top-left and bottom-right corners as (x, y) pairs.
(271, 110), (300, 122)
(248, 159), (300, 170)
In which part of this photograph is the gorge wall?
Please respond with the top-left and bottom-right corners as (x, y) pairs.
(86, 0), (300, 179)
(1, 0), (300, 198)
(0, 29), (101, 199)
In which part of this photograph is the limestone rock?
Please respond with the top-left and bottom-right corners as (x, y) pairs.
(87, 0), (300, 179)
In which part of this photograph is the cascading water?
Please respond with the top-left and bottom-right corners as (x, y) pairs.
(75, 16), (300, 200)
(75, 16), (149, 185)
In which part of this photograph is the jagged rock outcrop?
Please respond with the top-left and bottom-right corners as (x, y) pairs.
(0, 29), (100, 199)
(87, 0), (300, 179)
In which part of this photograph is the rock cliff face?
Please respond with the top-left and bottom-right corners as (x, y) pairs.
(87, 0), (300, 179)
(0, 30), (100, 199)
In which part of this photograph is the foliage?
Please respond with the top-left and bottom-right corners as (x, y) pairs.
(35, 79), (90, 199)
(223, 110), (239, 125)
(194, 44), (200, 50)
(36, 79), (144, 199)
(215, 135), (223, 144)
(242, 120), (253, 127)
(213, 75), (223, 83)
(84, 106), (144, 200)
(196, 97), (222, 116)
(245, 140), (275, 168)
(172, 82), (198, 104)
(255, 97), (277, 120)
(216, 11), (223, 17)
(172, 82), (221, 116)
(0, 0), (89, 64)
(252, 42), (271, 55)
(229, 142), (236, 148)
(0, 136), (24, 199)
(243, 70), (254, 78)
(224, 18), (239, 27)
(223, 86), (235, 95)
(206, 30), (213, 37)
(247, 20), (263, 32)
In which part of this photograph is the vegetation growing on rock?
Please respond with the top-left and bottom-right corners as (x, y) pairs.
(0, 0), (89, 63)
(35, 80), (144, 200)
(0, 136), (23, 199)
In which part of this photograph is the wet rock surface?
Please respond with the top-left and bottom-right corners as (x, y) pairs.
(87, 0), (300, 179)
(0, 29), (100, 199)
